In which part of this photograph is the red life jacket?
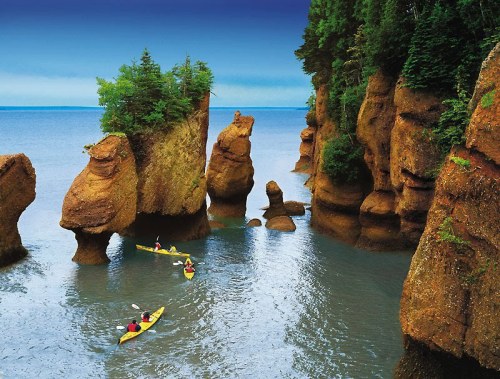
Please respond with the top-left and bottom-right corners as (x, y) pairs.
(142, 316), (150, 322)
(127, 323), (139, 332)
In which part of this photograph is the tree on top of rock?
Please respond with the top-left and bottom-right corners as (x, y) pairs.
(97, 49), (213, 135)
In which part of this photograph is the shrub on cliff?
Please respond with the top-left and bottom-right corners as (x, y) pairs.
(322, 134), (364, 183)
(433, 90), (470, 155)
(97, 49), (213, 135)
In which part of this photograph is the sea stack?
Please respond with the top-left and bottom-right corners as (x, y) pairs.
(206, 111), (255, 217)
(127, 93), (211, 240)
(0, 154), (36, 267)
(60, 135), (138, 264)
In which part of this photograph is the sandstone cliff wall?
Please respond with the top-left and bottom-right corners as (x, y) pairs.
(304, 70), (445, 250)
(0, 154), (36, 267)
(356, 71), (402, 250)
(400, 43), (499, 370)
(309, 85), (367, 244)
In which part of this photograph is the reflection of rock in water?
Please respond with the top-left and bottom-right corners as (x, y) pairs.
(394, 339), (500, 379)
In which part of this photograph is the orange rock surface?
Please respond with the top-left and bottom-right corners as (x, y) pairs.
(60, 135), (138, 264)
(206, 111), (255, 217)
(400, 43), (500, 370)
(0, 154), (36, 266)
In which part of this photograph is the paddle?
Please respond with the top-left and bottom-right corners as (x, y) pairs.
(173, 260), (184, 266)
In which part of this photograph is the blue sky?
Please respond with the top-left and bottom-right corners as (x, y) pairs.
(0, 0), (312, 106)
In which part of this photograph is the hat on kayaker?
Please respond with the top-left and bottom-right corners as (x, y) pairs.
(132, 319), (137, 323)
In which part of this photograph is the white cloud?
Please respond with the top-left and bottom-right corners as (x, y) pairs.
(0, 72), (98, 106)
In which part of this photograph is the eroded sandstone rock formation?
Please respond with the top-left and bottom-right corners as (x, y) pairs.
(62, 95), (212, 263)
(0, 154), (36, 267)
(60, 135), (138, 264)
(294, 119), (315, 173)
(262, 180), (287, 219)
(309, 85), (368, 244)
(356, 71), (403, 250)
(400, 43), (500, 370)
(391, 79), (444, 246)
(127, 94), (211, 240)
(206, 111), (255, 217)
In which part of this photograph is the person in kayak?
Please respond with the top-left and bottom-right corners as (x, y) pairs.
(154, 241), (161, 251)
(141, 311), (151, 322)
(184, 261), (195, 273)
(127, 320), (141, 332)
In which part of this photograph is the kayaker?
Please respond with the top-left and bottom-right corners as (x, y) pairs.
(184, 261), (195, 273)
(127, 320), (141, 332)
(154, 241), (161, 251)
(141, 311), (151, 322)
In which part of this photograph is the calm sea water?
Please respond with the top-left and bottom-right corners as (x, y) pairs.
(0, 108), (411, 378)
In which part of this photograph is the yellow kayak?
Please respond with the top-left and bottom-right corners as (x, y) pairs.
(183, 257), (195, 280)
(118, 306), (165, 344)
(136, 244), (190, 258)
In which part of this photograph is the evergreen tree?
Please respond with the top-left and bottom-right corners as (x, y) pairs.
(97, 50), (213, 134)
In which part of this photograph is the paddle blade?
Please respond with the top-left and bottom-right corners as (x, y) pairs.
(148, 329), (157, 333)
(131, 304), (141, 310)
(173, 262), (182, 266)
(116, 326), (125, 330)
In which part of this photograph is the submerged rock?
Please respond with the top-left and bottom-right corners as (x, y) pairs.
(265, 216), (296, 232)
(283, 201), (306, 216)
(246, 218), (262, 227)
(0, 154), (36, 267)
(209, 220), (226, 229)
(206, 111), (255, 217)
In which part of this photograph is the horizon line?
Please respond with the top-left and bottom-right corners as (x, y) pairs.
(0, 105), (308, 110)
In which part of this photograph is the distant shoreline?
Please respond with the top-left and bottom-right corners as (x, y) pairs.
(0, 106), (308, 111)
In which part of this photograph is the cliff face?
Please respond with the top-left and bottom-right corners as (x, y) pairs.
(206, 111), (255, 217)
(60, 135), (138, 264)
(0, 154), (36, 267)
(391, 79), (444, 245)
(126, 94), (211, 240)
(309, 85), (367, 244)
(400, 43), (500, 370)
(294, 116), (315, 174)
(305, 72), (444, 250)
(356, 70), (403, 250)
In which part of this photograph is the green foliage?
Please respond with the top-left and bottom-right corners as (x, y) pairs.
(433, 91), (470, 155)
(295, 0), (497, 186)
(97, 49), (213, 135)
(449, 155), (471, 169)
(402, 3), (462, 92)
(481, 89), (496, 108)
(437, 217), (470, 247)
(322, 134), (364, 183)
